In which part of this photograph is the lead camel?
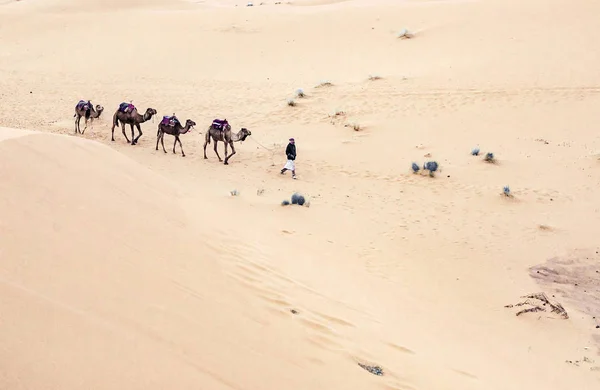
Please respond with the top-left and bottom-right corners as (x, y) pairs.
(203, 119), (251, 165)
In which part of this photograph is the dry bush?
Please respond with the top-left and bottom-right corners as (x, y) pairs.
(344, 122), (362, 131)
(315, 80), (333, 88)
(505, 292), (568, 319)
(484, 152), (496, 163)
(397, 28), (414, 39)
(358, 362), (384, 376)
(328, 108), (345, 117)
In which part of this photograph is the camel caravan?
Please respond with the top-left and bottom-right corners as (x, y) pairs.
(74, 100), (251, 164)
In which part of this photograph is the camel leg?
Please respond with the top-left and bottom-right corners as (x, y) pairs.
(121, 122), (130, 143)
(130, 124), (136, 145)
(75, 115), (80, 134)
(160, 133), (167, 153)
(84, 118), (93, 135)
(81, 118), (89, 135)
(213, 140), (223, 162)
(224, 142), (236, 165)
(156, 130), (164, 152)
(203, 138), (209, 159)
(172, 136), (177, 154)
(111, 115), (118, 141)
(177, 136), (185, 157)
(133, 123), (142, 145)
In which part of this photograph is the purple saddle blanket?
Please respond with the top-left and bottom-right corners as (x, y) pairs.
(212, 119), (228, 131)
(118, 102), (136, 113)
(160, 116), (180, 127)
(76, 100), (91, 111)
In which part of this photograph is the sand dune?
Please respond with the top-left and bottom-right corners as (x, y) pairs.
(1, 0), (599, 389)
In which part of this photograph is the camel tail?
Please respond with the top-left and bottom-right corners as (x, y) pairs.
(112, 112), (119, 127)
(205, 128), (211, 144)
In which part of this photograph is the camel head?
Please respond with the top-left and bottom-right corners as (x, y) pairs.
(95, 104), (104, 116)
(185, 119), (196, 130)
(144, 108), (158, 120)
(239, 127), (251, 141)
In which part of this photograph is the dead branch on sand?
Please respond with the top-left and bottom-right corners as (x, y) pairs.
(358, 362), (384, 376)
(504, 292), (568, 319)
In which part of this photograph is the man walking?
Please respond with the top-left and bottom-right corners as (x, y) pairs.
(280, 137), (297, 179)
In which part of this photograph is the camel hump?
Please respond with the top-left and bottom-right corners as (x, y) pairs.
(212, 119), (229, 130)
(118, 102), (136, 113)
(160, 115), (180, 127)
(76, 100), (91, 111)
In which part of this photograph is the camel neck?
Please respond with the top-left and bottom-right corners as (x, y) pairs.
(232, 131), (244, 142)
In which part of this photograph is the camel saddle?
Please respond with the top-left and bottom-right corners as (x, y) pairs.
(76, 100), (91, 111)
(118, 102), (136, 113)
(212, 119), (229, 131)
(160, 115), (181, 127)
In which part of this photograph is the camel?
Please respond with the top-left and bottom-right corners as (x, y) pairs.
(156, 115), (196, 157)
(73, 100), (104, 134)
(203, 119), (252, 165)
(111, 102), (158, 145)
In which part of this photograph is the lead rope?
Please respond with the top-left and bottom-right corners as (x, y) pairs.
(248, 137), (279, 166)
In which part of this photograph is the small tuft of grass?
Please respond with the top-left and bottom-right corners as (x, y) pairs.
(315, 80), (333, 88)
(397, 28), (413, 39)
(484, 152), (496, 163)
(345, 122), (362, 131)
(423, 161), (439, 177)
(295, 88), (305, 98)
(287, 98), (296, 107)
(358, 362), (384, 376)
(330, 108), (345, 117)
(368, 74), (382, 81)
(230, 189), (239, 196)
(291, 193), (306, 206)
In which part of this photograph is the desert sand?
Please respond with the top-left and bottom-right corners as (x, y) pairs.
(1, 0), (599, 389)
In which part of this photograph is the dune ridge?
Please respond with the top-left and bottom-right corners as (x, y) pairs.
(1, 0), (600, 389)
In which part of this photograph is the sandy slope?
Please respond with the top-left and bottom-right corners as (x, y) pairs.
(1, 0), (599, 389)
